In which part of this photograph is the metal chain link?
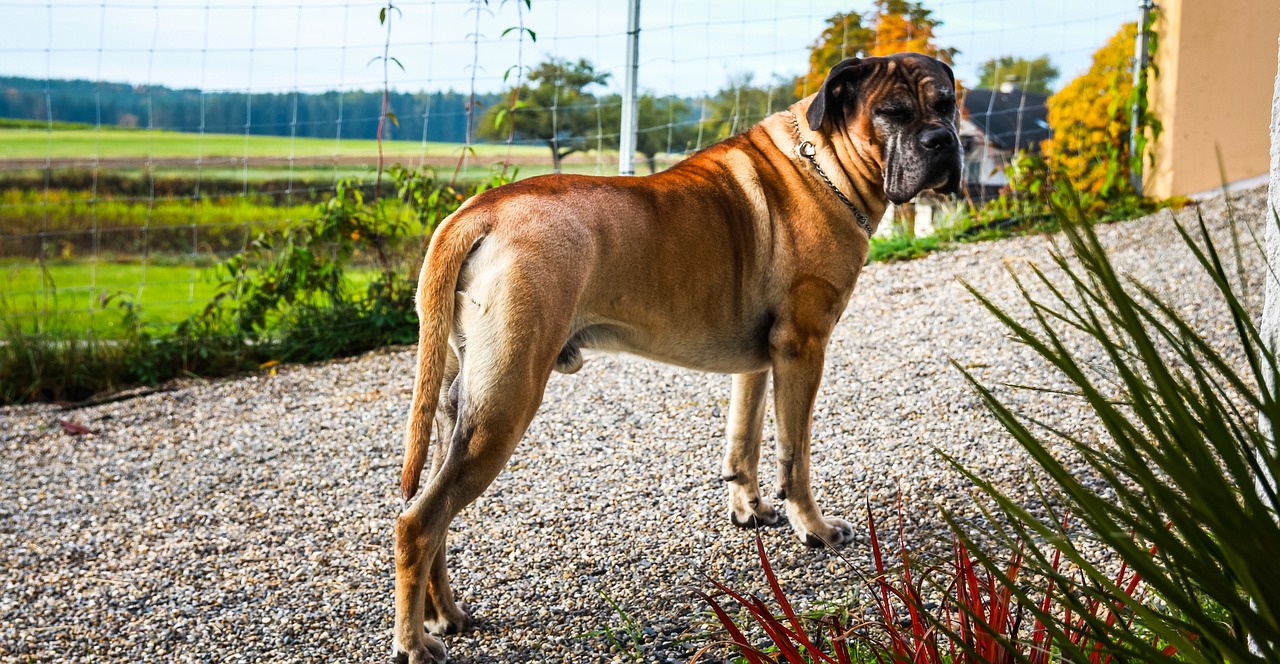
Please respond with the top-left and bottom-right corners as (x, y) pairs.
(789, 111), (872, 237)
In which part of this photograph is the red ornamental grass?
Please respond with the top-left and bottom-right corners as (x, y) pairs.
(693, 533), (854, 664)
(695, 503), (1162, 664)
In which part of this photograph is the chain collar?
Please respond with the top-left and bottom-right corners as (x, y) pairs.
(789, 111), (872, 237)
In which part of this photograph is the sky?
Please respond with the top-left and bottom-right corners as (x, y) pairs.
(0, 0), (1139, 98)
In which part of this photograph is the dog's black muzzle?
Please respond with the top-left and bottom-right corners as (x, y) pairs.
(920, 126), (963, 197)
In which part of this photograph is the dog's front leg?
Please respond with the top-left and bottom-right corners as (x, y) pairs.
(722, 371), (780, 528)
(769, 311), (855, 548)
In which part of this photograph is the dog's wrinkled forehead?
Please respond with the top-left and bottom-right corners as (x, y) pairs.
(806, 53), (956, 132)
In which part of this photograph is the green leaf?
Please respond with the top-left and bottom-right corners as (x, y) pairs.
(386, 111), (399, 127)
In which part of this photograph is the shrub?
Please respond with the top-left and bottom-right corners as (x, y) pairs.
(1039, 23), (1138, 199)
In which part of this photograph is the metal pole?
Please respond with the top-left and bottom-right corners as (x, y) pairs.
(1128, 0), (1155, 196)
(619, 0), (641, 175)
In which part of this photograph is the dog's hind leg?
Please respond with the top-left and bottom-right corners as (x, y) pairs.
(722, 370), (780, 527)
(394, 367), (553, 661)
(394, 275), (572, 664)
(417, 346), (471, 637)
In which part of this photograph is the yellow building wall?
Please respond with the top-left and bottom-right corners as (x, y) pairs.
(1146, 0), (1280, 198)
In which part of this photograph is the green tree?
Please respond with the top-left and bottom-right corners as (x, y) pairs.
(604, 94), (700, 173)
(480, 57), (610, 172)
(704, 73), (799, 143)
(976, 55), (1059, 94)
(635, 95), (699, 173)
(795, 0), (956, 98)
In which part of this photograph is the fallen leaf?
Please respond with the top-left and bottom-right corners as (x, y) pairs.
(59, 420), (97, 436)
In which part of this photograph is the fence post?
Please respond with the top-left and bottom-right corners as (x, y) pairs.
(1128, 0), (1155, 196)
(619, 0), (641, 175)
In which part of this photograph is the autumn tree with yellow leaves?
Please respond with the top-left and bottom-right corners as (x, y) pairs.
(794, 0), (957, 98)
(1039, 22), (1151, 198)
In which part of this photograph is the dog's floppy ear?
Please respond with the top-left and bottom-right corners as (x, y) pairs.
(937, 59), (956, 88)
(806, 58), (866, 131)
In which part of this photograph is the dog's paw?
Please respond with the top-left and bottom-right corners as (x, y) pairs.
(393, 634), (448, 664)
(727, 483), (781, 528)
(729, 500), (780, 528)
(424, 603), (473, 636)
(794, 516), (855, 548)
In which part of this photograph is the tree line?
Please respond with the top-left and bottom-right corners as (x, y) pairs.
(0, 71), (789, 172)
(0, 75), (503, 144)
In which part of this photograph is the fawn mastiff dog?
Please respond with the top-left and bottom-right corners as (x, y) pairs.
(392, 53), (961, 663)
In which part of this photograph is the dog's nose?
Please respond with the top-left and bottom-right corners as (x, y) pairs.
(919, 127), (955, 151)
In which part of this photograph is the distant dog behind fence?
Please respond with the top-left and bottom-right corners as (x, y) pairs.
(391, 52), (963, 664)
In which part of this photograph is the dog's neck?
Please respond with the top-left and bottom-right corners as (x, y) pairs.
(777, 100), (888, 231)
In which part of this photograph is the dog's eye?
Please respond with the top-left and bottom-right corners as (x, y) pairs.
(934, 98), (955, 115)
(874, 106), (911, 120)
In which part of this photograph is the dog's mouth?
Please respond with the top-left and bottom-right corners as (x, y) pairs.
(926, 161), (963, 197)
(884, 144), (963, 205)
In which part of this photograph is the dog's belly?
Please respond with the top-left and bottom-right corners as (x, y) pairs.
(560, 318), (773, 375)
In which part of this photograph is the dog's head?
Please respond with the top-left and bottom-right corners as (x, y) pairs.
(806, 53), (962, 206)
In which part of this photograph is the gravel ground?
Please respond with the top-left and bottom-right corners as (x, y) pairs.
(1, 187), (1268, 663)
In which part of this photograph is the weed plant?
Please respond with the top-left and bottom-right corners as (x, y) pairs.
(695, 506), (1144, 664)
(0, 295), (251, 403)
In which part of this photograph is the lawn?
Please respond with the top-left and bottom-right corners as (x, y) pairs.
(0, 124), (670, 338)
(2, 258), (380, 336)
(0, 125), (551, 162)
(0, 124), (630, 184)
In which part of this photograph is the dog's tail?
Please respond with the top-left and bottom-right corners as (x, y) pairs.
(399, 204), (490, 501)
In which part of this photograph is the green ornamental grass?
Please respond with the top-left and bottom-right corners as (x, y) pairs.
(950, 191), (1280, 662)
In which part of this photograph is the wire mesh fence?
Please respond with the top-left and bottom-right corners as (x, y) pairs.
(0, 0), (1135, 335)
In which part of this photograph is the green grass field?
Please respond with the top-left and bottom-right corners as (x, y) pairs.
(0, 124), (628, 183)
(0, 125), (552, 161)
(0, 124), (659, 337)
(3, 259), (222, 335)
(2, 258), (380, 336)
